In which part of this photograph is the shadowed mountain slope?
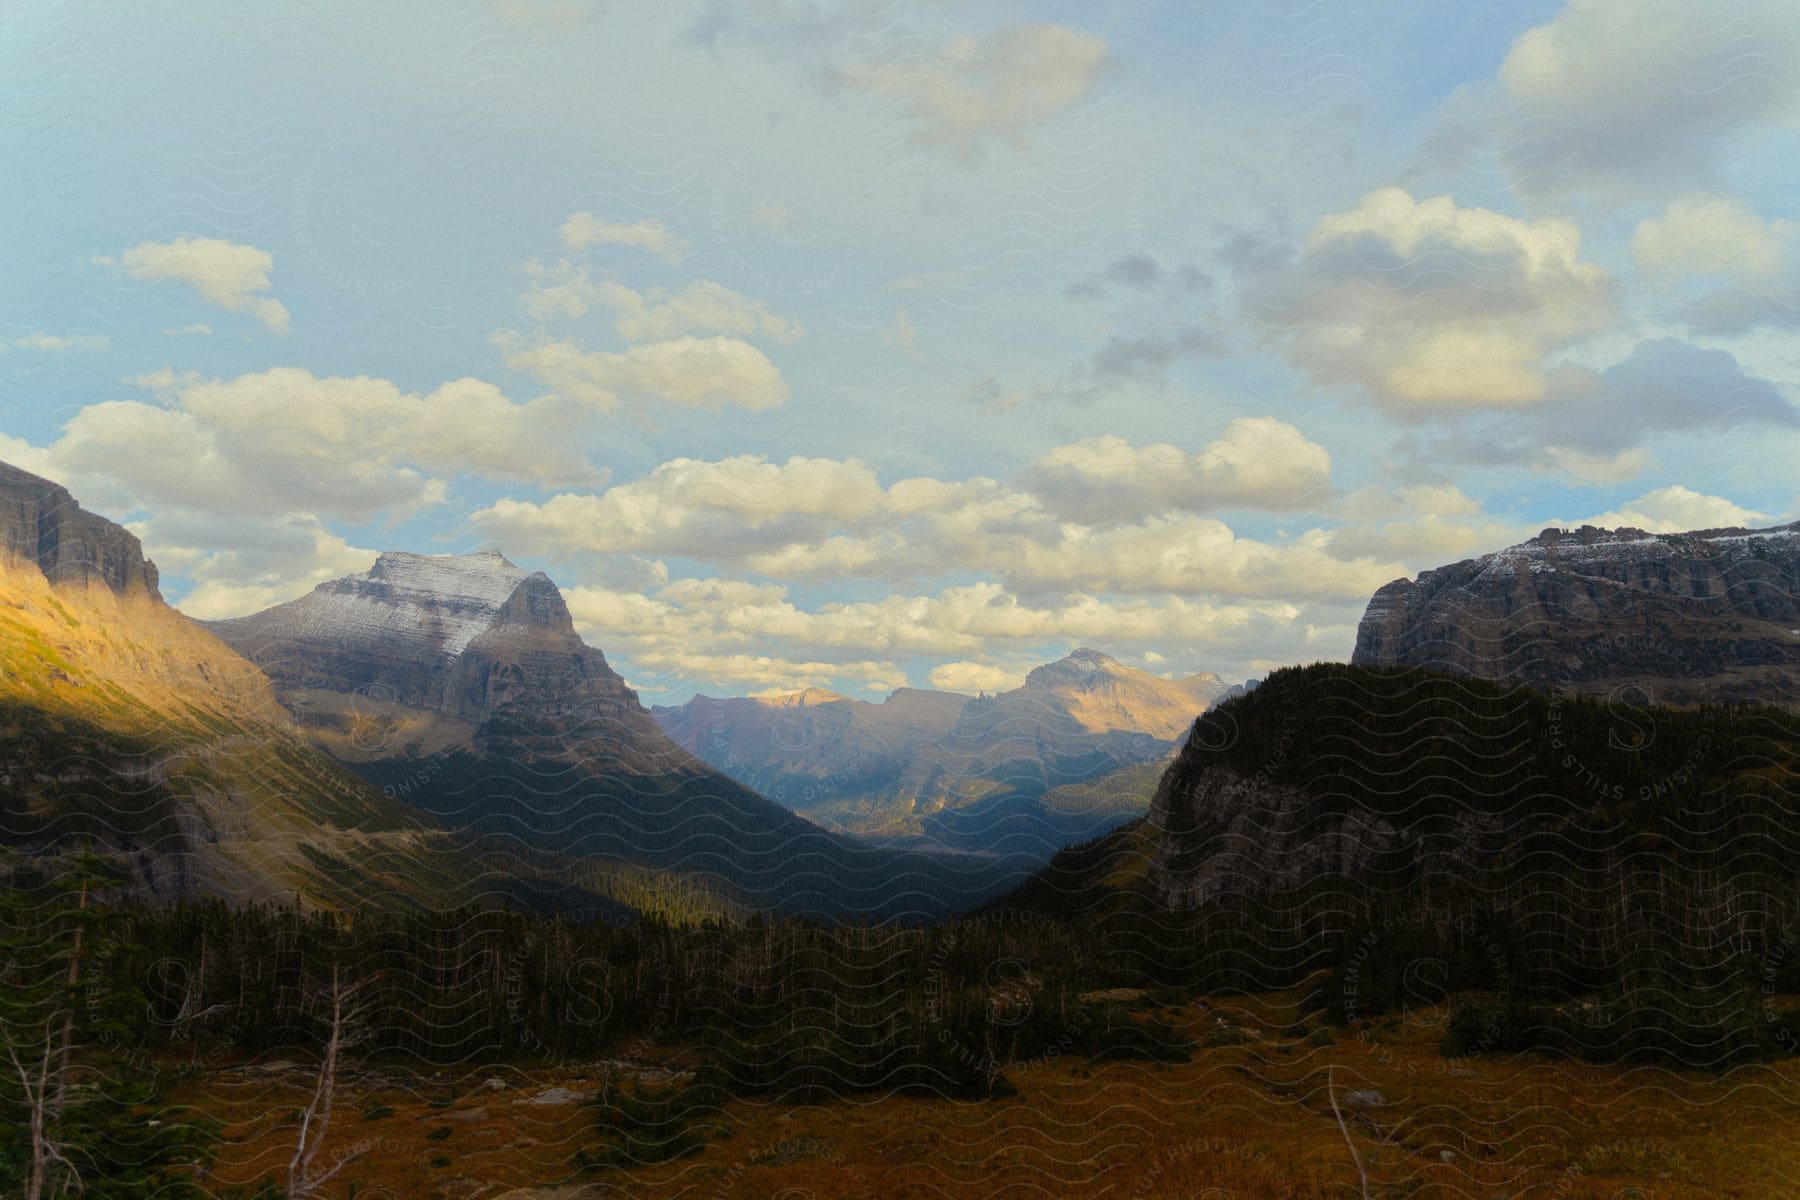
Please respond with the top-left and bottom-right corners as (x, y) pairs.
(0, 461), (488, 909)
(997, 664), (1800, 1001)
(210, 551), (1026, 920)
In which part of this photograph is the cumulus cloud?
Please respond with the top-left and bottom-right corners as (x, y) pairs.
(141, 512), (380, 620)
(839, 23), (1108, 157)
(1324, 484), (1522, 563)
(520, 265), (800, 343)
(928, 661), (1027, 694)
(558, 213), (689, 262)
(1492, 0), (1800, 201)
(1633, 195), (1800, 332)
(495, 331), (788, 413)
(1410, 338), (1798, 479)
(1240, 187), (1616, 411)
(1537, 339), (1798, 458)
(1572, 485), (1772, 533)
(474, 447), (1401, 605)
(474, 455), (894, 566)
(109, 236), (290, 331)
(45, 368), (601, 522)
(568, 575), (1306, 685)
(1022, 419), (1331, 523)
(1633, 195), (1786, 280)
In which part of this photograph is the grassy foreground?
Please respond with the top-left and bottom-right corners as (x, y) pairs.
(173, 982), (1800, 1199)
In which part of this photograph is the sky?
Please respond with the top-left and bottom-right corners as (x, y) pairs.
(3, 0), (1799, 701)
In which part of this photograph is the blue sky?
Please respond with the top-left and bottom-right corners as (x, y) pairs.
(4, 1), (1798, 700)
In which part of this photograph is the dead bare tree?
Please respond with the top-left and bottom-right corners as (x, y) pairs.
(4, 1018), (82, 1200)
(287, 963), (374, 1199)
(1327, 1066), (1372, 1200)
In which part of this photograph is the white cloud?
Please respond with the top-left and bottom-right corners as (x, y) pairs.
(475, 454), (891, 565)
(1241, 187), (1615, 411)
(1574, 485), (1771, 533)
(12, 332), (109, 352)
(569, 575), (1304, 676)
(475, 449), (1400, 604)
(1494, 0), (1800, 200)
(520, 264), (799, 342)
(111, 236), (290, 331)
(1023, 419), (1331, 523)
(1325, 485), (1521, 563)
(495, 331), (788, 412)
(839, 23), (1108, 157)
(1540, 446), (1653, 484)
(927, 661), (1026, 694)
(558, 213), (689, 262)
(1632, 195), (1800, 333)
(1633, 195), (1787, 280)
(602, 280), (801, 344)
(20, 367), (601, 527)
(147, 513), (379, 620)
(751, 202), (795, 232)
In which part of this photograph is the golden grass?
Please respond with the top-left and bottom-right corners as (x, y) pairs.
(172, 985), (1800, 1199)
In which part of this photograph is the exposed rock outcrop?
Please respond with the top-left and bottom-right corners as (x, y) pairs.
(1352, 522), (1800, 706)
(209, 550), (650, 735)
(0, 461), (482, 909)
(0, 461), (160, 598)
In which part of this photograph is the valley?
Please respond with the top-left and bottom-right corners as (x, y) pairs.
(163, 984), (1800, 1198)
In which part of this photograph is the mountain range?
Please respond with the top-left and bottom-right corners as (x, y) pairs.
(652, 649), (1233, 855)
(0, 461), (484, 908)
(9, 450), (1799, 931)
(206, 548), (1026, 919)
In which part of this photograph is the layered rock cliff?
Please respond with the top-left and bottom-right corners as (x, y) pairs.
(0, 460), (160, 598)
(0, 461), (482, 908)
(999, 664), (1800, 962)
(209, 550), (657, 747)
(1352, 521), (1800, 706)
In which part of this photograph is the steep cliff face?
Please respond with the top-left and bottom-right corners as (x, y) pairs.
(0, 461), (481, 908)
(0, 461), (160, 598)
(1000, 664), (1800, 943)
(654, 649), (1232, 857)
(1352, 522), (1800, 706)
(208, 550), (641, 730)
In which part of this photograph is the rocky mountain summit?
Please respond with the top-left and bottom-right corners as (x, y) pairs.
(213, 549), (1018, 918)
(1353, 521), (1800, 706)
(0, 460), (161, 598)
(654, 648), (1232, 856)
(0, 461), (483, 907)
(210, 549), (647, 744)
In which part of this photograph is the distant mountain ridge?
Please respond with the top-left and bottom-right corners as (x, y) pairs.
(1353, 521), (1800, 707)
(211, 550), (1025, 919)
(653, 648), (1231, 856)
